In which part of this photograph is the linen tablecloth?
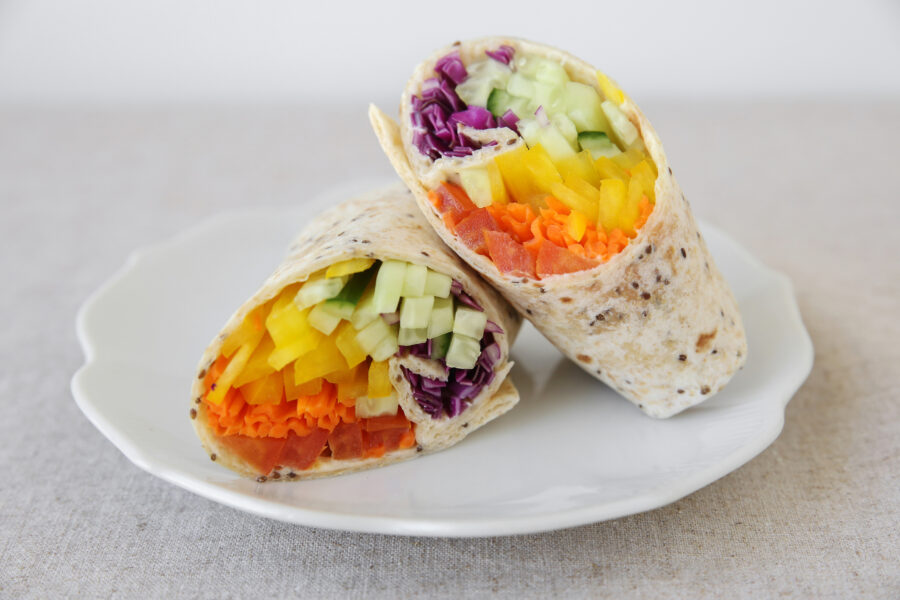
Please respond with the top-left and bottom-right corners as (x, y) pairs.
(1, 101), (897, 598)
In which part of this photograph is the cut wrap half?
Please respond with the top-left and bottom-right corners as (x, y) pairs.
(191, 186), (521, 480)
(370, 37), (747, 417)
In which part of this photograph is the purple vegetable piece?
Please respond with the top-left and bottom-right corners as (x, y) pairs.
(499, 109), (520, 134)
(435, 51), (468, 85)
(450, 106), (497, 130)
(485, 45), (515, 65)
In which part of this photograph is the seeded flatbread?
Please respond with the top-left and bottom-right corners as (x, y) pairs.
(369, 37), (747, 418)
(191, 185), (521, 479)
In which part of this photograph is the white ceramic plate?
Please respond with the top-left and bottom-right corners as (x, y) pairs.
(72, 184), (812, 537)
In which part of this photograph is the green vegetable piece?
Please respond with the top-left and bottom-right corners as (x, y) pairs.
(399, 295), (434, 330)
(427, 296), (455, 338)
(445, 333), (481, 370)
(453, 306), (488, 339)
(373, 260), (406, 314)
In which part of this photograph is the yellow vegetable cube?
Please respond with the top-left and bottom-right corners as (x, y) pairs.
(207, 324), (266, 405)
(523, 145), (563, 194)
(334, 321), (367, 368)
(239, 371), (284, 405)
(598, 178), (627, 231)
(294, 334), (348, 385)
(557, 151), (601, 187)
(563, 176), (602, 222)
(621, 178), (644, 236)
(495, 146), (543, 206)
(337, 363), (369, 405)
(232, 333), (276, 388)
(611, 148), (645, 170)
(283, 370), (323, 401)
(630, 160), (657, 202)
(367, 360), (393, 398)
(266, 295), (322, 370)
(549, 182), (596, 222)
(486, 160), (508, 205)
(596, 71), (625, 105)
(220, 304), (268, 358)
(566, 210), (588, 243)
(325, 258), (375, 278)
(594, 156), (628, 181)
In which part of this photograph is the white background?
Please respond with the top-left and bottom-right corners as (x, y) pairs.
(0, 0), (898, 105)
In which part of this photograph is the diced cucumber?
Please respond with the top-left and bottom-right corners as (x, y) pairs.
(294, 274), (348, 310)
(320, 299), (355, 320)
(578, 131), (621, 159)
(355, 394), (399, 418)
(518, 117), (576, 161)
(398, 327), (427, 346)
(507, 73), (535, 100)
(446, 333), (482, 370)
(601, 100), (639, 147)
(371, 333), (399, 362)
(372, 260), (406, 313)
(453, 306), (488, 339)
(563, 81), (610, 133)
(424, 270), (452, 298)
(459, 166), (493, 208)
(401, 262), (427, 297)
(456, 58), (512, 108)
(350, 287), (379, 330)
(308, 303), (342, 335)
(515, 55), (569, 87)
(427, 296), (455, 338)
(321, 265), (376, 320)
(533, 82), (566, 115)
(430, 332), (452, 360)
(356, 317), (392, 354)
(486, 88), (532, 120)
(552, 113), (579, 147)
(400, 295), (434, 329)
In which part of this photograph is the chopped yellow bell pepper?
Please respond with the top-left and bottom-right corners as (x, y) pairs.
(594, 156), (628, 181)
(563, 176), (602, 222)
(522, 145), (563, 194)
(611, 148), (645, 170)
(596, 71), (625, 105)
(283, 369), (322, 401)
(337, 362), (369, 405)
(326, 258), (375, 278)
(335, 321), (367, 368)
(621, 178), (644, 236)
(266, 294), (322, 370)
(549, 182), (595, 222)
(598, 178), (627, 231)
(239, 371), (284, 405)
(495, 146), (543, 206)
(207, 323), (266, 405)
(630, 160), (657, 202)
(486, 160), (508, 205)
(232, 333), (276, 388)
(566, 210), (588, 243)
(367, 360), (392, 398)
(220, 304), (268, 358)
(294, 334), (348, 385)
(557, 151), (601, 187)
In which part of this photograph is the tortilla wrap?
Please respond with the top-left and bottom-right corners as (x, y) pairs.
(191, 185), (521, 479)
(369, 37), (746, 418)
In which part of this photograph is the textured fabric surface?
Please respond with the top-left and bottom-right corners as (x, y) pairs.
(1, 102), (897, 599)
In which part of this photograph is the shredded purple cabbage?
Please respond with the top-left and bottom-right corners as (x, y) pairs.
(397, 282), (505, 419)
(411, 50), (513, 160)
(485, 45), (515, 65)
(402, 331), (502, 419)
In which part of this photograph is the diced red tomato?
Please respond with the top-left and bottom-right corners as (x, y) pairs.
(433, 182), (476, 214)
(327, 422), (363, 460)
(217, 434), (287, 475)
(484, 230), (536, 278)
(279, 428), (329, 470)
(536, 242), (599, 277)
(454, 208), (501, 254)
(362, 412), (410, 432)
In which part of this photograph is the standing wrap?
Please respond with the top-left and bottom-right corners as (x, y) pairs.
(370, 37), (746, 417)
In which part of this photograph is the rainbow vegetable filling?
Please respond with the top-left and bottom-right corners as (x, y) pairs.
(412, 46), (658, 279)
(199, 258), (503, 476)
